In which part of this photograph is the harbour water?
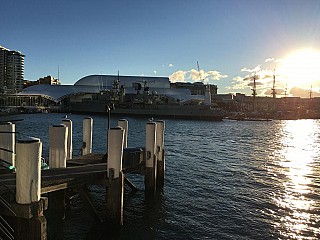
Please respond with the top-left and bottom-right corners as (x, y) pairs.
(2, 113), (320, 239)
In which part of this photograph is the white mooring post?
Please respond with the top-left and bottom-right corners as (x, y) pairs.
(82, 117), (93, 155)
(49, 124), (68, 169)
(62, 119), (72, 160)
(145, 122), (157, 199)
(118, 119), (128, 148)
(49, 125), (68, 220)
(106, 127), (125, 230)
(0, 122), (15, 168)
(156, 120), (165, 190)
(15, 137), (47, 240)
(16, 137), (42, 204)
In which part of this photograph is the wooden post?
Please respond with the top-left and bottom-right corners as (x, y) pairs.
(144, 122), (157, 200)
(118, 119), (128, 148)
(15, 137), (46, 240)
(156, 120), (165, 190)
(106, 127), (124, 231)
(0, 122), (15, 168)
(82, 117), (93, 155)
(62, 119), (72, 160)
(49, 124), (68, 168)
(49, 124), (68, 219)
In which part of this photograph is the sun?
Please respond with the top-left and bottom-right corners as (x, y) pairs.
(278, 48), (320, 89)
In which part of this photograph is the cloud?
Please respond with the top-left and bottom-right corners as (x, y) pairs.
(189, 69), (203, 81)
(228, 76), (247, 90)
(289, 87), (320, 98)
(168, 63), (174, 68)
(265, 58), (283, 63)
(230, 54), (320, 97)
(153, 70), (157, 74)
(230, 59), (291, 96)
(265, 58), (275, 63)
(207, 70), (228, 80)
(241, 65), (261, 73)
(169, 68), (228, 84)
(266, 58), (283, 63)
(169, 70), (187, 82)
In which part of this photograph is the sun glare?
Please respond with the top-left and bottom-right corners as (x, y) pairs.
(278, 48), (320, 89)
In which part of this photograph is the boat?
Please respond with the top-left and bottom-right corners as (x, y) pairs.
(66, 78), (224, 121)
(69, 101), (224, 120)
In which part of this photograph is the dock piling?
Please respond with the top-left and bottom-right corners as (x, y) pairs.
(82, 117), (93, 155)
(106, 127), (125, 230)
(15, 137), (46, 239)
(48, 124), (68, 220)
(0, 117), (166, 238)
(62, 119), (73, 160)
(144, 122), (157, 200)
(156, 120), (165, 190)
(16, 137), (42, 204)
(49, 124), (68, 169)
(0, 122), (15, 168)
(118, 119), (128, 148)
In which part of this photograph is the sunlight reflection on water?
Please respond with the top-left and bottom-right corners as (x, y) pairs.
(6, 114), (320, 239)
(272, 120), (320, 239)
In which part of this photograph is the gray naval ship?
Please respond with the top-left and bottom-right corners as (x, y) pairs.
(67, 79), (224, 121)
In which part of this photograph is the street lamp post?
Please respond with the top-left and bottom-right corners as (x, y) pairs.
(106, 104), (115, 130)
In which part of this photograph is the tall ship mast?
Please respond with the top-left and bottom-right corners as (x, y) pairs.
(309, 85), (313, 99)
(251, 74), (257, 112)
(271, 68), (276, 111)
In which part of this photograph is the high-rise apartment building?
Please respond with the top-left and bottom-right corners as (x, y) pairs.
(0, 45), (25, 93)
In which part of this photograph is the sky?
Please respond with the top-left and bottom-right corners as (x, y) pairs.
(2, 0), (320, 97)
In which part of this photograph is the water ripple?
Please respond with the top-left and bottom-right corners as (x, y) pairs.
(6, 114), (320, 239)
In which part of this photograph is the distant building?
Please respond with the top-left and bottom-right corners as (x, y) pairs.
(0, 45), (25, 93)
(171, 81), (218, 95)
(10, 74), (205, 107)
(24, 75), (60, 88)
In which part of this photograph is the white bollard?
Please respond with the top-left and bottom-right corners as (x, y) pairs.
(62, 119), (72, 160)
(16, 137), (42, 204)
(118, 119), (128, 148)
(0, 122), (15, 168)
(82, 117), (93, 155)
(107, 127), (124, 179)
(49, 124), (68, 169)
(155, 121), (165, 162)
(145, 122), (157, 168)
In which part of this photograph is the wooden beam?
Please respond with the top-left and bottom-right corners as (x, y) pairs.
(124, 175), (138, 192)
(77, 186), (103, 223)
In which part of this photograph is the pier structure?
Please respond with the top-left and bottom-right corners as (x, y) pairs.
(0, 117), (165, 239)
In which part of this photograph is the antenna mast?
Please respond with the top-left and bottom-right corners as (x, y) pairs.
(197, 61), (202, 82)
(58, 65), (60, 81)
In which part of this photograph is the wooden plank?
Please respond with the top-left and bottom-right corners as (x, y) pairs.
(67, 153), (105, 166)
(0, 158), (145, 198)
(41, 174), (105, 194)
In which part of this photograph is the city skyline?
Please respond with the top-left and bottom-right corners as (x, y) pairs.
(2, 0), (320, 97)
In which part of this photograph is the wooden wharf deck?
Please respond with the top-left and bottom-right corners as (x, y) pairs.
(0, 118), (165, 240)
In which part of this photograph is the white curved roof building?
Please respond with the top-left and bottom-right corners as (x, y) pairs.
(19, 74), (203, 103)
(75, 75), (170, 89)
